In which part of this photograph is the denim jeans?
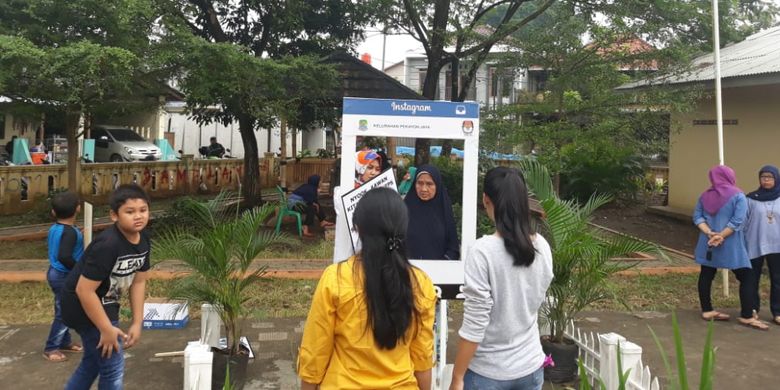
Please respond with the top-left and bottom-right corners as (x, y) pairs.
(464, 367), (544, 390)
(65, 320), (124, 390)
(45, 266), (73, 352)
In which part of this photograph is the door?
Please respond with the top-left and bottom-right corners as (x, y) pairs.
(91, 128), (111, 162)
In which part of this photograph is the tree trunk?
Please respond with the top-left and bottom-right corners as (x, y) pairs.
(280, 118), (287, 188)
(415, 60), (445, 166)
(440, 58), (462, 159)
(65, 109), (81, 194)
(331, 126), (339, 157)
(292, 127), (297, 159)
(266, 127), (271, 153)
(238, 114), (260, 207)
(457, 49), (490, 102)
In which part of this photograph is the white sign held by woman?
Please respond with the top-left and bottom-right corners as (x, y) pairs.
(340, 169), (398, 251)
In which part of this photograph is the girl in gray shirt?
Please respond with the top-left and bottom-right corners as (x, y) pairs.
(450, 167), (554, 390)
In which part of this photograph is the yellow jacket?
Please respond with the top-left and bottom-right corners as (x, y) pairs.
(297, 257), (437, 389)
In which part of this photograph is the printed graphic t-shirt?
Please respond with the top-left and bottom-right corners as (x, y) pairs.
(62, 224), (150, 330)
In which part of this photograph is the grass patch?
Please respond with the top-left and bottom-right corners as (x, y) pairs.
(0, 278), (320, 325)
(3, 234), (333, 261)
(3, 240), (48, 259)
(590, 271), (761, 312)
(257, 238), (333, 260)
(2, 271), (769, 325)
(0, 194), (214, 229)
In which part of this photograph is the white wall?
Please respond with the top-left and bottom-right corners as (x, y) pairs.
(162, 110), (308, 158)
(302, 129), (326, 152)
(1, 113), (37, 147)
(399, 57), (520, 107)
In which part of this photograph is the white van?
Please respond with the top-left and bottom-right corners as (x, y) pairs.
(90, 126), (162, 162)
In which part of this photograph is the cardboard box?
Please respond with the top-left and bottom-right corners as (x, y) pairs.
(142, 298), (189, 329)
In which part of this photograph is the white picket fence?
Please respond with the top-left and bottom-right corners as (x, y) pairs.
(552, 320), (662, 390)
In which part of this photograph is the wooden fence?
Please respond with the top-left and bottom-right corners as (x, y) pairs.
(0, 157), (275, 215)
(283, 158), (336, 188)
(541, 320), (661, 390)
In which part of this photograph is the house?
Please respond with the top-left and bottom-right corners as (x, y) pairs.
(619, 25), (780, 214)
(2, 51), (427, 163)
(163, 51), (424, 159)
(0, 86), (184, 162)
(387, 35), (658, 110)
(392, 49), (524, 109)
(0, 98), (46, 158)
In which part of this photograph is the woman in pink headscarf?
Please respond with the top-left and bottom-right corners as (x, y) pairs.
(693, 165), (767, 330)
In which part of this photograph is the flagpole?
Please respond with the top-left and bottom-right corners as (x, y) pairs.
(712, 0), (729, 297)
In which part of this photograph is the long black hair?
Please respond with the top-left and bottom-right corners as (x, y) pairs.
(353, 187), (419, 349)
(483, 167), (537, 266)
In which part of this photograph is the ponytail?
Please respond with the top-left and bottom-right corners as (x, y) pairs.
(353, 188), (419, 349)
(483, 167), (536, 266)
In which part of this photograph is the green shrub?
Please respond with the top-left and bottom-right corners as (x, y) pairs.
(431, 156), (463, 205)
(147, 196), (200, 237)
(559, 140), (645, 202)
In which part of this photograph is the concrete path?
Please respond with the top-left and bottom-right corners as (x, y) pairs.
(574, 309), (780, 389)
(0, 309), (777, 389)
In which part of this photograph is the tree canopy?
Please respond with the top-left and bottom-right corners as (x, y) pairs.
(159, 0), (381, 205)
(479, 0), (779, 199)
(0, 0), (167, 191)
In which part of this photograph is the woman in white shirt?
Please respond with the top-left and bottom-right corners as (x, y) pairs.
(450, 167), (554, 390)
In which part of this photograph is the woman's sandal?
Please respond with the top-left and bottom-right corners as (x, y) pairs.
(42, 350), (68, 362)
(60, 343), (83, 353)
(738, 317), (770, 331)
(773, 316), (780, 326)
(701, 311), (730, 321)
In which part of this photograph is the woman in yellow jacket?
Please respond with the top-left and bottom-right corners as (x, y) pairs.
(298, 187), (437, 389)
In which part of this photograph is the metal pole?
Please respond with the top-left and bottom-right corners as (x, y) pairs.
(83, 202), (93, 247)
(712, 0), (729, 297)
(381, 27), (388, 72)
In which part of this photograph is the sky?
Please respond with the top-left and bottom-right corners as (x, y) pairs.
(356, 30), (423, 71)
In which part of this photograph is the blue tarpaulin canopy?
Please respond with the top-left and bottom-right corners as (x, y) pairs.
(395, 146), (521, 161)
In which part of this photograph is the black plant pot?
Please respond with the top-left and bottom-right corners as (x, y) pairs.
(541, 336), (579, 384)
(212, 346), (250, 390)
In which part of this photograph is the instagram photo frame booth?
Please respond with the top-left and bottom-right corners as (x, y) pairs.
(334, 97), (480, 389)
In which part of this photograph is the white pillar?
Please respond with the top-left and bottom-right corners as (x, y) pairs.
(598, 333), (643, 390)
(200, 304), (222, 348)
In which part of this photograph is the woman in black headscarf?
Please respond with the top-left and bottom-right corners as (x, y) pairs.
(744, 165), (780, 325)
(404, 165), (460, 260)
(290, 175), (334, 237)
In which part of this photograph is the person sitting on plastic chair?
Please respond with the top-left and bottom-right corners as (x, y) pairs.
(288, 175), (334, 237)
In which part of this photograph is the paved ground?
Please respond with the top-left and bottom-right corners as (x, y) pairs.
(575, 309), (780, 389)
(1, 308), (778, 389)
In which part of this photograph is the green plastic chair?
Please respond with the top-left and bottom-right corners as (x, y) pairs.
(275, 186), (303, 236)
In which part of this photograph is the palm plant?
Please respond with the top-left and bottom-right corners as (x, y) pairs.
(154, 191), (292, 355)
(517, 160), (665, 344)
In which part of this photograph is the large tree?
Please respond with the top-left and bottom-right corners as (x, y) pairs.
(479, 0), (779, 197)
(0, 37), (140, 192)
(385, 0), (556, 164)
(162, 0), (380, 205)
(387, 0), (778, 164)
(0, 0), (166, 192)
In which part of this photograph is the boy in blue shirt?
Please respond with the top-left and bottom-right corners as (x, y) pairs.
(62, 184), (151, 389)
(43, 191), (84, 362)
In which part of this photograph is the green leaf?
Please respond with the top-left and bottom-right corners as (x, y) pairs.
(672, 312), (689, 390)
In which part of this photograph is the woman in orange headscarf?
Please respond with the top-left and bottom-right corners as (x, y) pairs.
(354, 150), (382, 188)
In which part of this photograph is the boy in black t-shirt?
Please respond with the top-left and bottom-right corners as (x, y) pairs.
(61, 184), (151, 390)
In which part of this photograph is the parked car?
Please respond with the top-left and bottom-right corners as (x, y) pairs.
(90, 126), (162, 162)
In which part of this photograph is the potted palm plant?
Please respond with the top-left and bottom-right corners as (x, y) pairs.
(155, 192), (292, 390)
(518, 160), (664, 383)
